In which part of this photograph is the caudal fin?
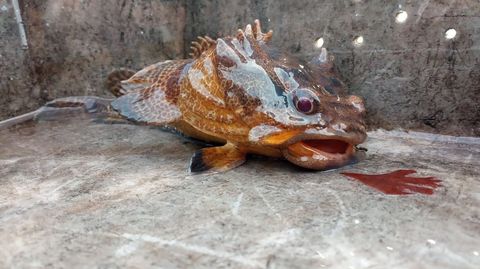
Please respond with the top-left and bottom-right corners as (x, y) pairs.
(105, 69), (136, 97)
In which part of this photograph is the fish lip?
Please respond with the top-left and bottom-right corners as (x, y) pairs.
(281, 132), (366, 148)
(280, 133), (367, 170)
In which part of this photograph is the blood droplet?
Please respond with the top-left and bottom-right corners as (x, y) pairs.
(341, 169), (442, 195)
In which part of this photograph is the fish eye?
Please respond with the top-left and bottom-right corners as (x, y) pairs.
(292, 89), (319, 115)
(295, 97), (314, 114)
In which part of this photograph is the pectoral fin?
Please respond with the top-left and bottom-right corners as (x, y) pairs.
(110, 60), (191, 125)
(111, 87), (182, 125)
(189, 144), (246, 174)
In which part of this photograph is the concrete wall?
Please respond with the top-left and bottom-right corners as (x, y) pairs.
(0, 0), (35, 119)
(1, 0), (185, 118)
(1, 0), (479, 136)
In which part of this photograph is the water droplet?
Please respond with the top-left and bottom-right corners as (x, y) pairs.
(445, 28), (457, 39)
(395, 10), (408, 23)
(314, 37), (324, 49)
(353, 36), (364, 47)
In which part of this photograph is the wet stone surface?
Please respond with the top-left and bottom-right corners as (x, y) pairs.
(0, 118), (479, 268)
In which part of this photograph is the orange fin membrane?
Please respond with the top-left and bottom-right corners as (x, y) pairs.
(190, 144), (246, 174)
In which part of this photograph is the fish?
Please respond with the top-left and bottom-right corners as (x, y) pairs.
(107, 20), (367, 173)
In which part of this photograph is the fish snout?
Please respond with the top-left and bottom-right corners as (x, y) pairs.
(321, 94), (367, 145)
(346, 95), (366, 114)
(344, 95), (367, 144)
(279, 93), (367, 170)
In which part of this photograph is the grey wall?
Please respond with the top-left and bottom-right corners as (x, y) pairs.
(1, 0), (479, 136)
(0, 0), (35, 119)
(1, 0), (185, 119)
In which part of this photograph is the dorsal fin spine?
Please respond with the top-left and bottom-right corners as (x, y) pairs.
(189, 35), (216, 59)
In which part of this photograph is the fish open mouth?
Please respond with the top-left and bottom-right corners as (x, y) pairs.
(282, 138), (359, 170)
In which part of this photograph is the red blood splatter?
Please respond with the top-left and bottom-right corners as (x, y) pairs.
(341, 170), (442, 195)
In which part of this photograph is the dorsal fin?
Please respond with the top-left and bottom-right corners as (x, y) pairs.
(189, 36), (216, 59)
(105, 69), (136, 97)
(238, 19), (273, 44)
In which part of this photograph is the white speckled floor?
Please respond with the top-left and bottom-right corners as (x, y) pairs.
(1, 118), (479, 269)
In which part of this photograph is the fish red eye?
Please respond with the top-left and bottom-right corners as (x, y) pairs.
(291, 89), (320, 115)
(295, 97), (314, 114)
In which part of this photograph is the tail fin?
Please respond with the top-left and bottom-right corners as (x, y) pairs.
(105, 69), (136, 97)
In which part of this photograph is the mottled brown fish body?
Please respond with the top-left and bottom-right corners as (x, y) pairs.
(110, 20), (367, 173)
(177, 54), (251, 143)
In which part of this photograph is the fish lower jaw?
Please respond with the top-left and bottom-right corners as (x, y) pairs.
(282, 139), (358, 170)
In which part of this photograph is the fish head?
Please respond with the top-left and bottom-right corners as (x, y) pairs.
(214, 22), (367, 170)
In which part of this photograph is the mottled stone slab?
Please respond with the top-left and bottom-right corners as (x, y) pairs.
(1, 118), (479, 268)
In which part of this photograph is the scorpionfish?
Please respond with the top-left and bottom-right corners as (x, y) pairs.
(108, 20), (367, 173)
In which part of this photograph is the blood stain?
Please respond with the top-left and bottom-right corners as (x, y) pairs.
(341, 169), (442, 195)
